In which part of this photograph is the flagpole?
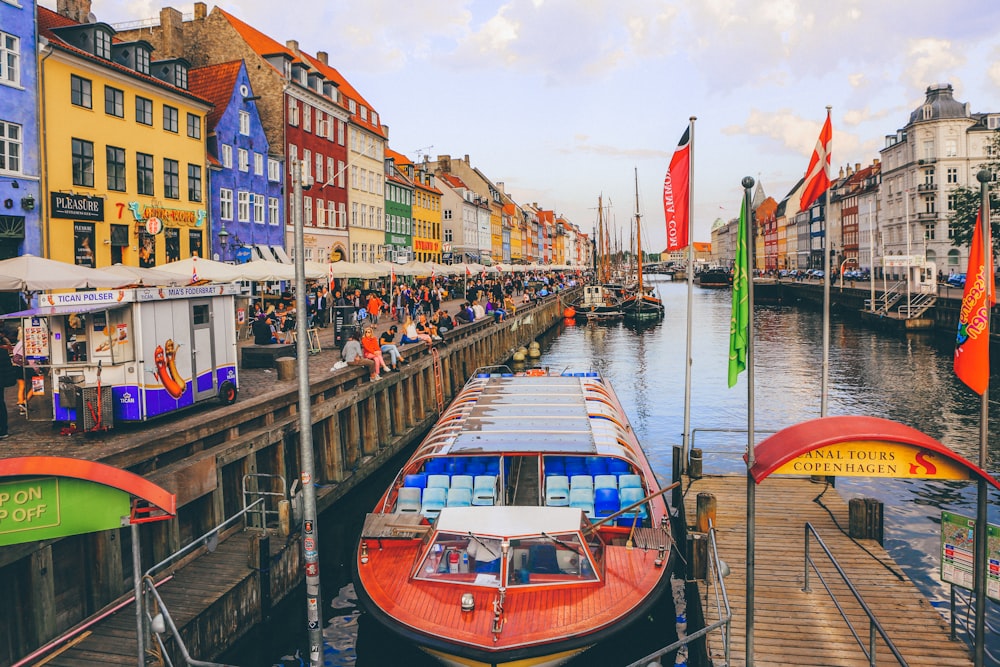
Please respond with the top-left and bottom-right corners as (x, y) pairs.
(742, 176), (757, 667)
(682, 117), (696, 472)
(821, 106), (832, 418)
(973, 168), (991, 667)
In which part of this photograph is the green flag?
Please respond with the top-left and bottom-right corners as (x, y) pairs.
(728, 197), (749, 387)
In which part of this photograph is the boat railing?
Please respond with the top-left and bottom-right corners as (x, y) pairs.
(685, 428), (779, 475)
(948, 583), (1000, 664)
(803, 522), (908, 666)
(623, 521), (732, 667)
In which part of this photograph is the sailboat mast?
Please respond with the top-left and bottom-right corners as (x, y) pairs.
(597, 195), (605, 283)
(634, 168), (644, 295)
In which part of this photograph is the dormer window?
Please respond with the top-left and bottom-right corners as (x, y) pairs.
(371, 111), (378, 126)
(360, 106), (368, 121)
(94, 29), (112, 59)
(922, 104), (933, 121)
(348, 99), (357, 113)
(135, 47), (150, 75)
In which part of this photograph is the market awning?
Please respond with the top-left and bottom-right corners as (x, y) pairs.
(2, 301), (130, 319)
(272, 246), (292, 264)
(254, 244), (274, 262)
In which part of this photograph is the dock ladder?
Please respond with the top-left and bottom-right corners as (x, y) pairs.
(431, 347), (444, 413)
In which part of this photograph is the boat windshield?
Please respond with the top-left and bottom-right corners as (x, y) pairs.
(507, 532), (602, 587)
(415, 532), (505, 588)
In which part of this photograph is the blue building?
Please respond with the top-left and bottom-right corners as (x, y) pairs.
(0, 0), (42, 258)
(188, 60), (285, 264)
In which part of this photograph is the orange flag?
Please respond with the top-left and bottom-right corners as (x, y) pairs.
(954, 208), (995, 394)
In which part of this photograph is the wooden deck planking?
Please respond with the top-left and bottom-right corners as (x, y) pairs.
(684, 474), (972, 667)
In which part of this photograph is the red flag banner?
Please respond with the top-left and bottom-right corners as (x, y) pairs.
(800, 111), (832, 211)
(465, 265), (472, 277)
(663, 127), (691, 252)
(954, 209), (995, 394)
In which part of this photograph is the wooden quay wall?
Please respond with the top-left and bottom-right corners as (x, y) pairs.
(0, 288), (577, 667)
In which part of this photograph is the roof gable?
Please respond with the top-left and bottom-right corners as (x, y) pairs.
(188, 60), (243, 132)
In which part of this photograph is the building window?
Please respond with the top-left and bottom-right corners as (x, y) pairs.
(337, 120), (345, 145)
(444, 229), (453, 243)
(444, 209), (452, 220)
(136, 152), (154, 195)
(945, 139), (957, 157)
(947, 167), (958, 184)
(220, 188), (233, 220)
(239, 110), (250, 135)
(923, 169), (934, 185)
(253, 193), (264, 223)
(268, 158), (280, 181)
(338, 160), (345, 187)
(327, 157), (335, 185)
(71, 75), (92, 108)
(187, 163), (202, 202)
(221, 144), (232, 169)
(237, 191), (249, 222)
(104, 86), (123, 117)
(106, 145), (126, 191)
(304, 196), (312, 225)
(338, 202), (346, 229)
(288, 98), (299, 126)
(351, 202), (357, 226)
(947, 192), (957, 212)
(135, 48), (150, 75)
(71, 138), (94, 187)
(254, 152), (263, 175)
(0, 120), (21, 173)
(925, 195), (936, 214)
(303, 105), (311, 132)
(315, 153), (323, 183)
(187, 113), (200, 139)
(268, 196), (279, 225)
(303, 149), (311, 180)
(1, 32), (19, 86)
(94, 29), (112, 59)
(238, 148), (249, 172)
(135, 96), (152, 125)
(163, 159), (179, 199)
(925, 223), (936, 240)
(163, 105), (178, 133)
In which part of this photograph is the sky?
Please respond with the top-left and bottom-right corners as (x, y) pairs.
(42, 0), (1000, 251)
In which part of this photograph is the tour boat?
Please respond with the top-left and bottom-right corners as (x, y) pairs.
(694, 267), (732, 288)
(354, 369), (675, 667)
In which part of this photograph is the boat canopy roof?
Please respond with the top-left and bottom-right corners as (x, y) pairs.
(413, 375), (640, 462)
(435, 506), (584, 537)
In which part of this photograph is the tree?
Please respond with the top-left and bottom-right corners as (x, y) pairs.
(947, 129), (1000, 257)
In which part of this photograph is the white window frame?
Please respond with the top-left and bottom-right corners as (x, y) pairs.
(237, 191), (250, 222)
(303, 105), (312, 133)
(268, 158), (280, 181)
(304, 196), (312, 225)
(315, 153), (323, 183)
(220, 188), (233, 220)
(337, 119), (345, 145)
(239, 110), (250, 135)
(253, 193), (264, 223)
(1, 31), (21, 87)
(303, 149), (312, 179)
(221, 144), (232, 169)
(338, 160), (345, 187)
(254, 152), (263, 175)
(238, 148), (249, 172)
(0, 120), (22, 174)
(288, 97), (299, 126)
(268, 196), (279, 225)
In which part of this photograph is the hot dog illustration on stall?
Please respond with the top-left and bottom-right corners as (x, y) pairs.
(2, 284), (240, 430)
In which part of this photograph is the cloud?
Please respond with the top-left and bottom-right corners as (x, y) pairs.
(901, 38), (965, 90)
(557, 136), (671, 160)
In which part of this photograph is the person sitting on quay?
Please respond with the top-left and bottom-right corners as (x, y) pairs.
(252, 313), (277, 345)
(503, 293), (517, 316)
(400, 315), (433, 346)
(432, 310), (454, 336)
(454, 302), (473, 325)
(471, 299), (486, 321)
(341, 330), (376, 379)
(379, 325), (407, 371)
(361, 327), (388, 380)
(416, 313), (442, 342)
(487, 298), (507, 322)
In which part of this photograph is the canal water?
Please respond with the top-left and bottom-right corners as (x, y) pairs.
(231, 274), (999, 666)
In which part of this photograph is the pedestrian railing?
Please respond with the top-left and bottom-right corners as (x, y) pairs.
(948, 584), (1000, 665)
(803, 522), (907, 666)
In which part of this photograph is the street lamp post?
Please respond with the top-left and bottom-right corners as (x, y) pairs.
(839, 257), (857, 291)
(218, 223), (230, 262)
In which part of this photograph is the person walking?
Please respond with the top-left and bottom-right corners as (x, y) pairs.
(0, 345), (15, 437)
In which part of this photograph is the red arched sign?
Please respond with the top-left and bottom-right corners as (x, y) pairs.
(0, 456), (176, 517)
(749, 415), (1000, 490)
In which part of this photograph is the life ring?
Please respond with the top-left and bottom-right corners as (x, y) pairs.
(525, 369), (546, 376)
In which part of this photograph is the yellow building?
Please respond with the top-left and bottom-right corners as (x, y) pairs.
(489, 200), (502, 265)
(410, 161), (442, 263)
(40, 7), (211, 267)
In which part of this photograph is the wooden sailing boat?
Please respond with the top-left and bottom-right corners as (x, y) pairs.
(571, 196), (624, 321)
(621, 169), (665, 321)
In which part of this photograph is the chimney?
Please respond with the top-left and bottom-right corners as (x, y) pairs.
(56, 0), (92, 22)
(194, 2), (207, 20)
(316, 51), (329, 65)
(286, 39), (299, 54)
(855, 162), (861, 173)
(382, 124), (389, 140)
(438, 155), (451, 172)
(463, 154), (470, 164)
(159, 7), (184, 59)
(873, 158), (880, 166)
(838, 166), (845, 178)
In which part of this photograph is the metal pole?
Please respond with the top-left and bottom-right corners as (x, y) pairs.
(973, 168), (991, 667)
(821, 185), (830, 418)
(905, 189), (912, 314)
(132, 522), (144, 667)
(742, 176), (756, 667)
(293, 159), (324, 666)
(869, 202), (876, 312)
(682, 117), (696, 472)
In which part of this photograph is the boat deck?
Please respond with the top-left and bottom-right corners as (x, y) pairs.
(684, 474), (972, 667)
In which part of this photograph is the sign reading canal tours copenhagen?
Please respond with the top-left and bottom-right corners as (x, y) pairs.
(51, 192), (104, 221)
(0, 477), (130, 546)
(940, 511), (1000, 602)
(770, 440), (973, 480)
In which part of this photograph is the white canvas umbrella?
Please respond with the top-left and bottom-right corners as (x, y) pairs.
(159, 256), (243, 282)
(102, 263), (189, 286)
(0, 254), (128, 291)
(236, 259), (296, 282)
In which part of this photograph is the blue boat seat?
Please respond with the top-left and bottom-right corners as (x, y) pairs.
(544, 456), (565, 475)
(594, 474), (617, 490)
(569, 488), (595, 519)
(483, 459), (500, 475)
(473, 475), (497, 506)
(397, 487), (421, 513)
(586, 456), (609, 475)
(445, 459), (465, 476)
(619, 474), (642, 490)
(565, 458), (587, 476)
(570, 474), (593, 491)
(465, 461), (486, 476)
(447, 488), (473, 507)
(427, 474), (451, 489)
(451, 474), (474, 491)
(608, 458), (631, 476)
(545, 475), (570, 506)
(424, 458), (446, 474)
(421, 487), (447, 518)
(594, 488), (620, 518)
(404, 473), (427, 489)
(617, 487), (648, 526)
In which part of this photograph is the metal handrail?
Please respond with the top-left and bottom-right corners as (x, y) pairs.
(949, 584), (1000, 665)
(624, 523), (732, 667)
(143, 576), (237, 667)
(803, 522), (908, 666)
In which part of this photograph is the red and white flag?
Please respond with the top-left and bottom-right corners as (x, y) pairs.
(663, 127), (691, 252)
(800, 110), (833, 211)
(391, 265), (396, 283)
(954, 208), (995, 394)
(191, 255), (198, 283)
(465, 265), (472, 277)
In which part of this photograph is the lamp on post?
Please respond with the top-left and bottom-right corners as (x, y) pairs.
(839, 257), (858, 291)
(218, 224), (230, 261)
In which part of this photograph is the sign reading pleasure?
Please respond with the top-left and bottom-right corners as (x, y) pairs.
(771, 440), (972, 480)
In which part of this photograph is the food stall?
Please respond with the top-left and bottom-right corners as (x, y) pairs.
(4, 283), (239, 430)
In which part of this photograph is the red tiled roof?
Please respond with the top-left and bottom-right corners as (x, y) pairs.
(300, 52), (384, 137)
(385, 147), (410, 166)
(216, 7), (298, 65)
(439, 173), (468, 190)
(188, 61), (243, 132)
(38, 6), (212, 107)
